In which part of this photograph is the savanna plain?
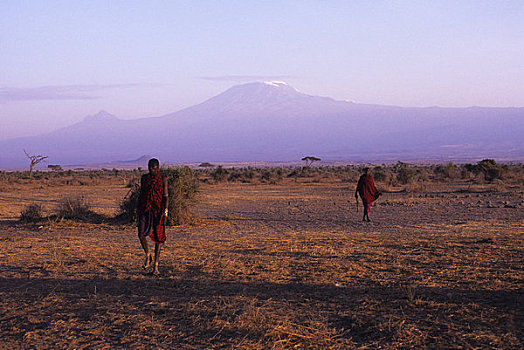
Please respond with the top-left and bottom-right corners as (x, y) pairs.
(0, 163), (522, 349)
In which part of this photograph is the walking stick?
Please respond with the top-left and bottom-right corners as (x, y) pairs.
(355, 196), (359, 212)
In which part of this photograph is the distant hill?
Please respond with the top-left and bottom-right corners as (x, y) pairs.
(1, 81), (523, 169)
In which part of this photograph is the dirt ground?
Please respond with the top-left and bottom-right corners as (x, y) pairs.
(0, 178), (522, 349)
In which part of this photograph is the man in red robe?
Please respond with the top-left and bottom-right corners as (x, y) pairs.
(135, 158), (168, 275)
(355, 168), (381, 222)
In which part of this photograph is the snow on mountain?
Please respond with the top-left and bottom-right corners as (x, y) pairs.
(263, 81), (291, 88)
(160, 82), (351, 123)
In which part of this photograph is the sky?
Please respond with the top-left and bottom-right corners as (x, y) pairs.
(1, 0), (523, 140)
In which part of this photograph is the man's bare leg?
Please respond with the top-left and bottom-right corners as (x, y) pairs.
(363, 203), (371, 222)
(152, 243), (161, 274)
(139, 235), (152, 269)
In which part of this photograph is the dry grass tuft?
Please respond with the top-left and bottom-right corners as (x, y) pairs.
(55, 196), (96, 221)
(20, 203), (44, 222)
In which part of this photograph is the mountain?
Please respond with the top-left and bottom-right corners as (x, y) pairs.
(1, 82), (523, 169)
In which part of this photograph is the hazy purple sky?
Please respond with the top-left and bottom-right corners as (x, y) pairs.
(1, 1), (523, 140)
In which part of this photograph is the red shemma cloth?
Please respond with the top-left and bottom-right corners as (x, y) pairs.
(138, 172), (166, 243)
(357, 174), (380, 204)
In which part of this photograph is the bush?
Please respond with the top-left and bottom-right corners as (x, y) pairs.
(465, 159), (505, 183)
(435, 162), (458, 180)
(120, 166), (199, 225)
(163, 166), (200, 225)
(227, 167), (257, 183)
(372, 166), (388, 182)
(119, 179), (141, 221)
(20, 203), (44, 222)
(395, 162), (416, 185)
(55, 196), (94, 221)
(211, 166), (229, 183)
(260, 168), (283, 184)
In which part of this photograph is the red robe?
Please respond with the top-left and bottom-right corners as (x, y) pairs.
(356, 174), (380, 204)
(138, 172), (166, 243)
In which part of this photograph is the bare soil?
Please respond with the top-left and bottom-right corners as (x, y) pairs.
(0, 179), (522, 349)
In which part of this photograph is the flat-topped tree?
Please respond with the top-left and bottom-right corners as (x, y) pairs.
(302, 156), (321, 167)
(24, 150), (48, 178)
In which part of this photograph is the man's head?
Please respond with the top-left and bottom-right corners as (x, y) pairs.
(148, 158), (160, 173)
(362, 167), (370, 175)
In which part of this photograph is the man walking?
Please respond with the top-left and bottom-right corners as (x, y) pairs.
(135, 158), (168, 274)
(355, 167), (381, 222)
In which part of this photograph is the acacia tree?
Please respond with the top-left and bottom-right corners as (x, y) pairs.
(301, 156), (321, 167)
(24, 150), (48, 178)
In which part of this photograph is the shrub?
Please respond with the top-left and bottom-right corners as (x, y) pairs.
(288, 166), (313, 179)
(163, 166), (200, 225)
(119, 166), (200, 225)
(465, 159), (505, 183)
(395, 162), (416, 185)
(55, 196), (94, 220)
(20, 203), (44, 222)
(119, 179), (141, 221)
(260, 168), (283, 184)
(417, 168), (431, 182)
(460, 166), (472, 179)
(211, 166), (229, 183)
(435, 162), (458, 180)
(227, 168), (255, 183)
(478, 159), (505, 182)
(372, 166), (388, 182)
(241, 167), (259, 182)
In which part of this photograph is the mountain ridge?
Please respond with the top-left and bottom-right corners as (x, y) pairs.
(1, 82), (522, 169)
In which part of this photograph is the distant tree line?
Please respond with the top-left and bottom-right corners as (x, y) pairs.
(9, 159), (522, 226)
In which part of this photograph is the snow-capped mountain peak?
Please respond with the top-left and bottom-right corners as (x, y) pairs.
(1, 81), (521, 169)
(263, 81), (288, 87)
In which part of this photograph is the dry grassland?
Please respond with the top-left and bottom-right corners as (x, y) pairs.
(0, 175), (522, 349)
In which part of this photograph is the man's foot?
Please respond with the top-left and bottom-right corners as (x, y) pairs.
(366, 218), (371, 222)
(143, 254), (152, 269)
